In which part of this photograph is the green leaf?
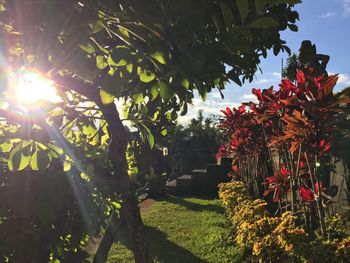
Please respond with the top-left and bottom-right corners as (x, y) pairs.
(181, 79), (190, 89)
(220, 2), (234, 29)
(126, 64), (133, 73)
(63, 161), (72, 172)
(159, 80), (173, 101)
(132, 93), (144, 104)
(48, 143), (64, 155)
(30, 151), (38, 170)
(0, 141), (12, 152)
(96, 55), (108, 70)
(79, 43), (95, 54)
(248, 17), (280, 28)
(180, 102), (188, 116)
(150, 51), (166, 65)
(288, 24), (298, 32)
(150, 85), (159, 100)
(161, 129), (167, 136)
(211, 15), (222, 33)
(118, 27), (129, 37)
(108, 47), (130, 66)
(18, 153), (31, 171)
(141, 123), (155, 149)
(110, 201), (121, 210)
(82, 125), (94, 136)
(8, 142), (23, 171)
(139, 69), (156, 83)
(92, 20), (105, 33)
(100, 89), (115, 104)
(236, 0), (249, 22)
(171, 110), (177, 120)
(107, 55), (127, 67)
(255, 0), (269, 13)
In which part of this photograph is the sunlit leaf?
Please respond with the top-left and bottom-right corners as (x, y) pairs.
(0, 140), (12, 152)
(139, 69), (155, 83)
(30, 150), (39, 170)
(18, 153), (31, 171)
(150, 85), (159, 100)
(96, 55), (108, 70)
(8, 142), (23, 171)
(110, 201), (121, 210)
(150, 51), (166, 65)
(140, 123), (155, 149)
(79, 43), (95, 54)
(100, 89), (115, 104)
(133, 93), (144, 104)
(181, 79), (190, 90)
(108, 47), (130, 66)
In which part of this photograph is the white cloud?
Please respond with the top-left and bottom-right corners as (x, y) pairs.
(178, 95), (240, 125)
(241, 94), (258, 103)
(210, 90), (223, 99)
(342, 0), (350, 16)
(256, 78), (271, 84)
(272, 72), (281, 79)
(320, 12), (336, 18)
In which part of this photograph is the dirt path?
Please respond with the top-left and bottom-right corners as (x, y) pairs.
(138, 198), (156, 213)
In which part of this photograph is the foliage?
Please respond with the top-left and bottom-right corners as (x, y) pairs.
(167, 111), (222, 176)
(282, 53), (299, 82)
(0, 107), (119, 262)
(0, 0), (300, 261)
(217, 68), (350, 238)
(219, 180), (350, 262)
(0, 167), (114, 263)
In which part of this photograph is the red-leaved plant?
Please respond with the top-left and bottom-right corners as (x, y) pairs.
(218, 69), (350, 237)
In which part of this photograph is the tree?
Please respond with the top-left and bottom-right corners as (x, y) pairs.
(282, 53), (299, 82)
(0, 0), (300, 262)
(168, 111), (222, 176)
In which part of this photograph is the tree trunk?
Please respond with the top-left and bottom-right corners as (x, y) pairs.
(93, 213), (120, 263)
(56, 76), (151, 263)
(99, 102), (151, 263)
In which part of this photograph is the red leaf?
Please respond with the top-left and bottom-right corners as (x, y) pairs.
(296, 70), (305, 84)
(299, 185), (314, 202)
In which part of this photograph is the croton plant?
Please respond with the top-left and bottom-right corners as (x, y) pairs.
(217, 69), (350, 237)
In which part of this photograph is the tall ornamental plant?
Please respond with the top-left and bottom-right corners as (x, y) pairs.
(218, 69), (350, 238)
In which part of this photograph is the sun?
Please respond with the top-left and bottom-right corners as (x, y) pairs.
(8, 69), (61, 108)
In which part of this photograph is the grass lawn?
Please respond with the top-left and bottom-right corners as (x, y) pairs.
(106, 195), (242, 263)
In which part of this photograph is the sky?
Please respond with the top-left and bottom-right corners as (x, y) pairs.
(178, 0), (350, 124)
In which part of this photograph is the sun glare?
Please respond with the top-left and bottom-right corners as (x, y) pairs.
(8, 70), (61, 108)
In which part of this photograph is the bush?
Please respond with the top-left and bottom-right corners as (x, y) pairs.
(219, 180), (350, 262)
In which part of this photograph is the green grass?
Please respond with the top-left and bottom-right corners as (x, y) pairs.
(106, 195), (242, 263)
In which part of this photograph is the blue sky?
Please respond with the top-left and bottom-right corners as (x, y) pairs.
(179, 0), (350, 124)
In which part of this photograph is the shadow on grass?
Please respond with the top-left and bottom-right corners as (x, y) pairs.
(163, 195), (224, 214)
(115, 225), (208, 263)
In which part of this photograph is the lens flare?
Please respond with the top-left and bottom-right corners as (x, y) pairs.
(7, 69), (61, 108)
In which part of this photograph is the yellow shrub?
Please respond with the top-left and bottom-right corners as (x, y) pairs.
(218, 180), (350, 262)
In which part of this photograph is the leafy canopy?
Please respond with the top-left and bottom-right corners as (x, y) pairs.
(1, 0), (300, 107)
